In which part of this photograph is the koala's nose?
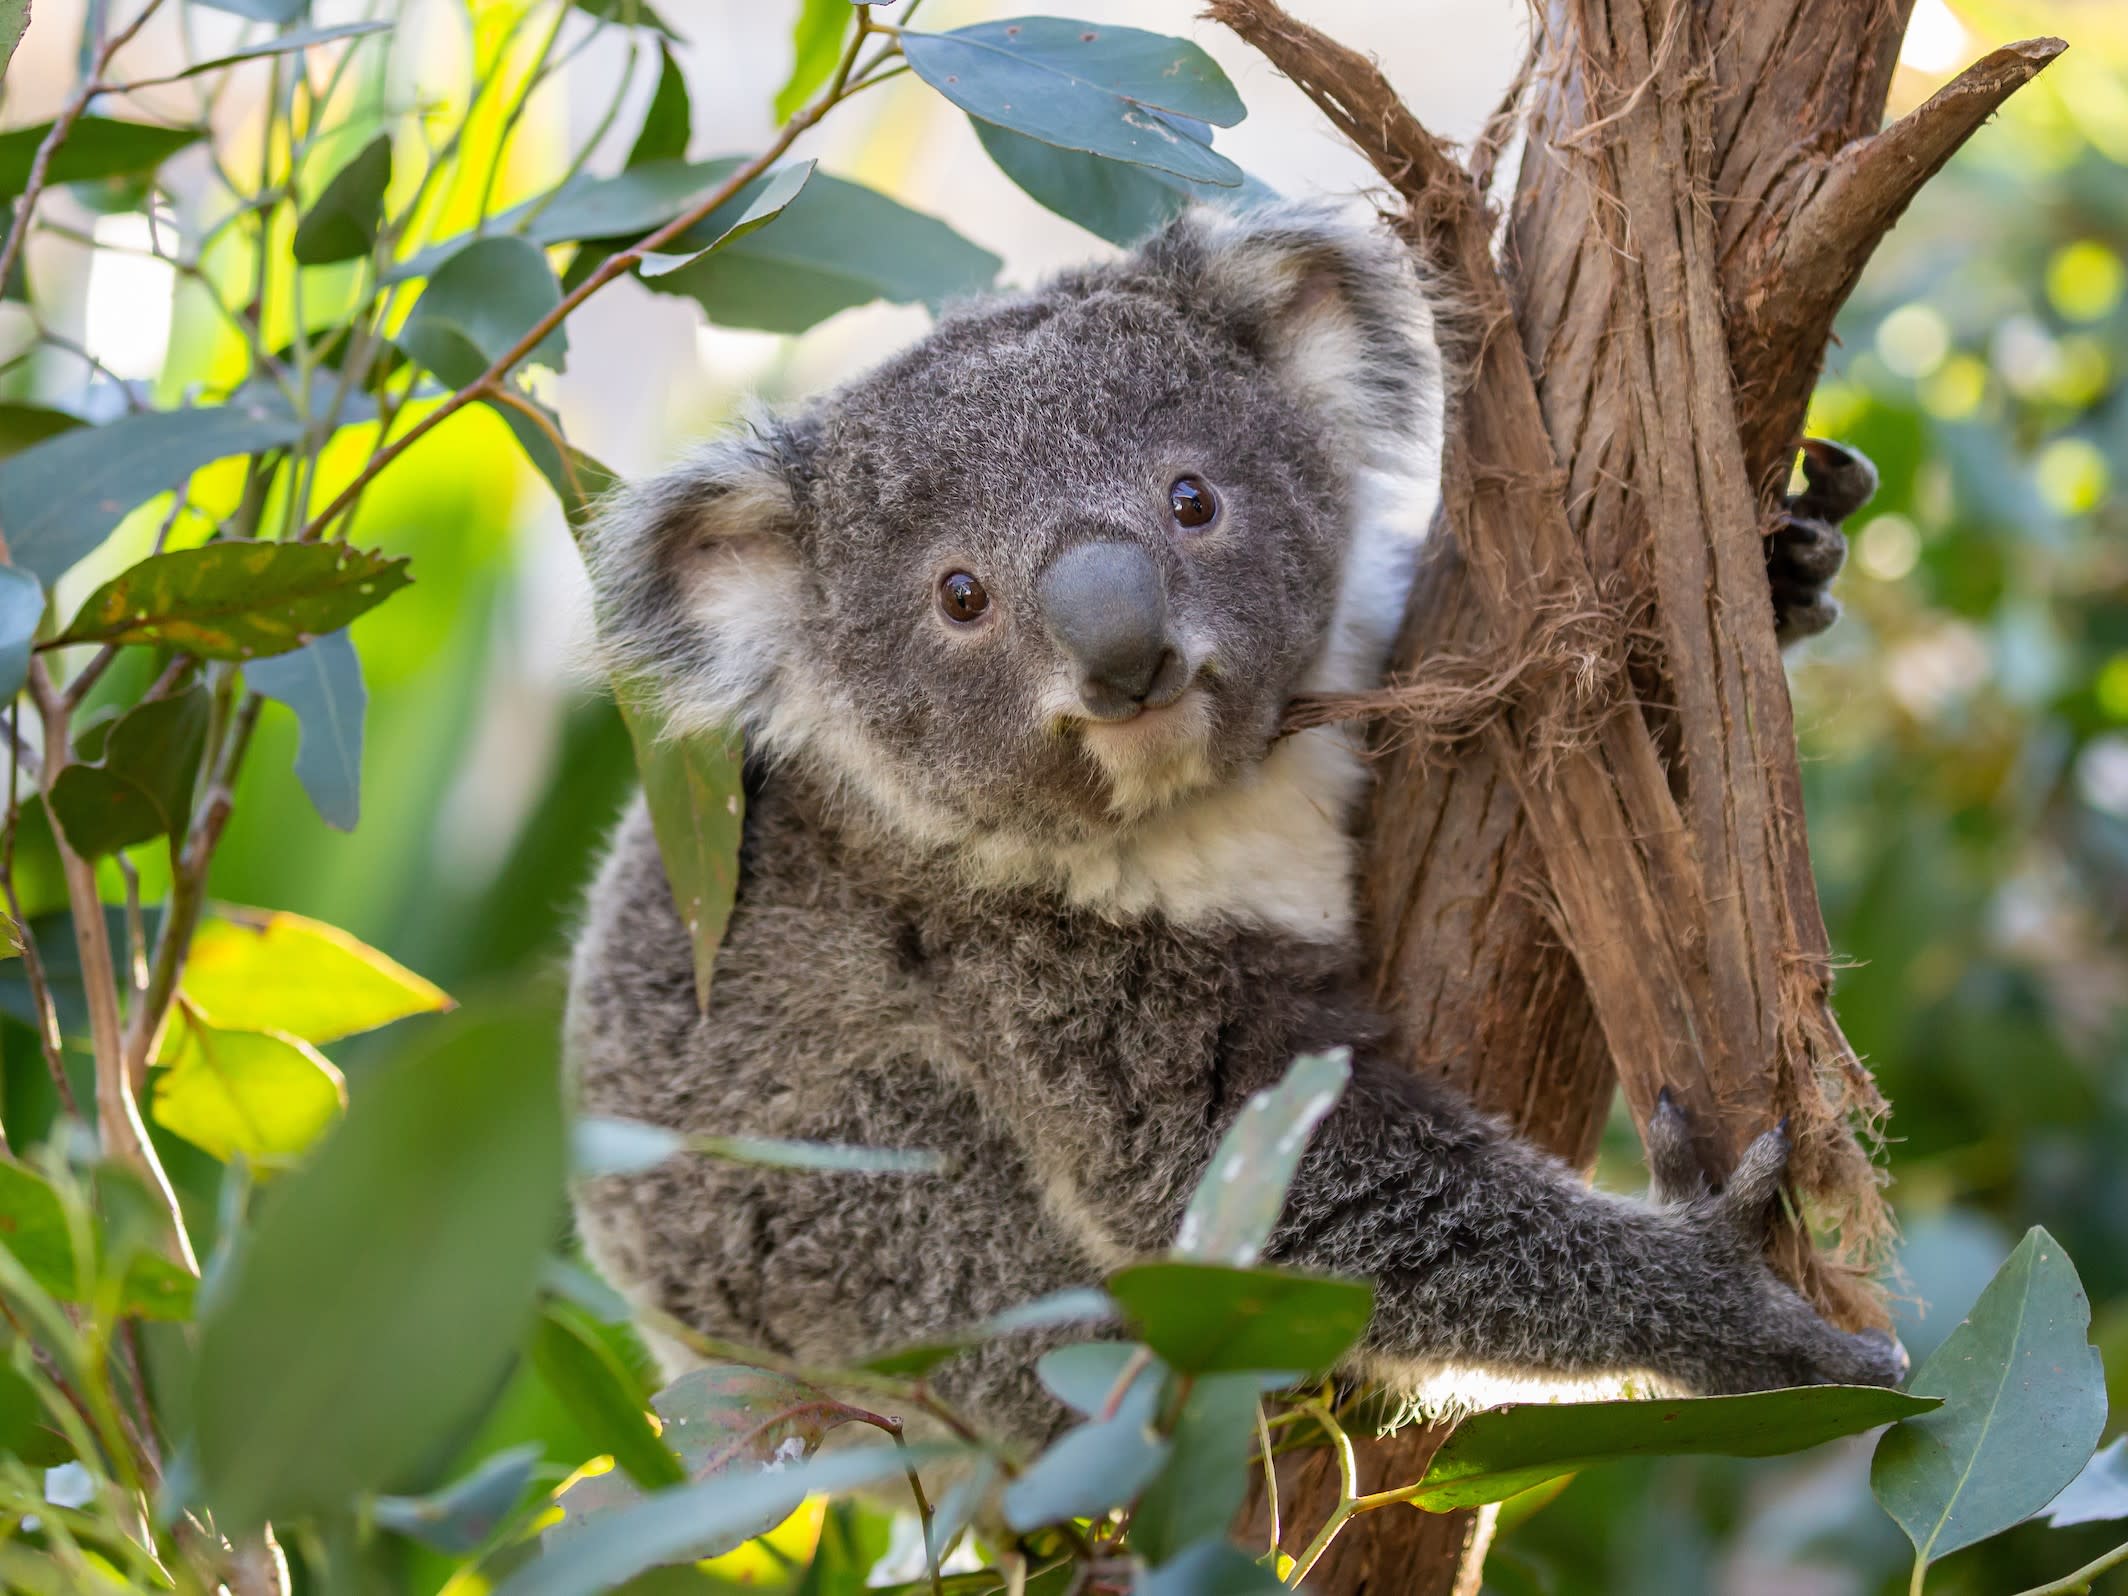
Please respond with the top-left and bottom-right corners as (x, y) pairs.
(1039, 541), (1189, 719)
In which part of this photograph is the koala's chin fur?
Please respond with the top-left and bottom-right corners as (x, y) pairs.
(567, 205), (1903, 1448)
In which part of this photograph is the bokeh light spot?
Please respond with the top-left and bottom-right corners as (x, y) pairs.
(2035, 438), (2109, 515)
(2048, 240), (2127, 323)
(1858, 515), (1922, 581)
(1877, 304), (1951, 379)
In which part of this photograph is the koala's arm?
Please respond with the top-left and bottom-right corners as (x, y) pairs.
(979, 1039), (1901, 1396)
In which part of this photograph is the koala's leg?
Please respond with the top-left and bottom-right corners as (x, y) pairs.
(1769, 438), (1878, 644)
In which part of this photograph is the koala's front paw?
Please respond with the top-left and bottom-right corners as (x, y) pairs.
(1769, 439), (1878, 645)
(1645, 1090), (1908, 1393)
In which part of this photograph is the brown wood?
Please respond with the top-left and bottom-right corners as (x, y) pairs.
(1208, 2), (2063, 1591)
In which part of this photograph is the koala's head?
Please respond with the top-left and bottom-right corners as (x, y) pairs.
(588, 206), (1439, 854)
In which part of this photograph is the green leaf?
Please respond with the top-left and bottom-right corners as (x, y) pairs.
(374, 1443), (542, 1553)
(530, 1299), (685, 1489)
(150, 1010), (346, 1168)
(53, 539), (412, 660)
(0, 1158), (195, 1319)
(489, 396), (617, 536)
(2045, 1436), (2128, 1528)
(1175, 1048), (1348, 1267)
(172, 20), (391, 80)
(629, 43), (692, 167)
(973, 117), (1274, 247)
(292, 132), (393, 265)
(1001, 1376), (1168, 1531)
(639, 160), (814, 278)
(775, 0), (851, 122)
(572, 0), (678, 35)
(1135, 1542), (1284, 1596)
(400, 235), (568, 387)
(636, 163), (1001, 334)
(187, 0), (310, 22)
(552, 1364), (879, 1561)
(0, 117), (204, 202)
(1036, 1340), (1156, 1416)
(394, 162), (723, 279)
(0, 1), (27, 84)
(177, 905), (452, 1043)
(0, 396), (307, 584)
(860, 1288), (1117, 1378)
(0, 402), (84, 460)
(498, 1445), (956, 1596)
(694, 1133), (947, 1174)
(191, 1011), (566, 1533)
(903, 20), (1243, 185)
(0, 565), (42, 702)
(246, 629), (367, 830)
(1108, 1261), (1371, 1376)
(616, 691), (742, 1013)
(1871, 1225), (2108, 1567)
(1413, 1384), (1940, 1511)
(0, 1355), (72, 1467)
(46, 686), (210, 857)
(1130, 1373), (1261, 1564)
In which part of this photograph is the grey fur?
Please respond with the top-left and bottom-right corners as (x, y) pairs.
(568, 206), (1896, 1447)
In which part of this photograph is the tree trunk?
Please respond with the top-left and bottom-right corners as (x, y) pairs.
(1209, 2), (2063, 1591)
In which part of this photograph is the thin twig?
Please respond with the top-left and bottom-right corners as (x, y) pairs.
(2006, 1538), (2128, 1596)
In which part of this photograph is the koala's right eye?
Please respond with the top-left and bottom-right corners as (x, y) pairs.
(938, 571), (991, 624)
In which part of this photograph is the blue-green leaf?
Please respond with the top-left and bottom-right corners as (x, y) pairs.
(1175, 1048), (1348, 1267)
(861, 1288), (1117, 1378)
(1130, 1372), (1262, 1564)
(46, 686), (210, 857)
(639, 159), (813, 278)
(1871, 1226), (2108, 1567)
(247, 630), (366, 830)
(374, 1444), (541, 1553)
(0, 117), (204, 202)
(186, 0), (310, 21)
(1001, 1376), (1168, 1531)
(974, 117), (1275, 247)
(173, 20), (391, 80)
(628, 43), (692, 167)
(2046, 1436), (2128, 1528)
(903, 20), (1243, 185)
(400, 235), (568, 387)
(1135, 1542), (1284, 1596)
(292, 132), (393, 265)
(0, 565), (42, 701)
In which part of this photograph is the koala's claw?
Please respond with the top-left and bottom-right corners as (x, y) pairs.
(1770, 438), (1877, 643)
(1717, 1125), (1791, 1240)
(1794, 438), (1880, 524)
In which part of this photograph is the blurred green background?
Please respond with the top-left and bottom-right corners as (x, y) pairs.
(3, 0), (2121, 1591)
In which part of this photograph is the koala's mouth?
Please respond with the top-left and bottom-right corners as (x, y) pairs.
(1073, 688), (1219, 819)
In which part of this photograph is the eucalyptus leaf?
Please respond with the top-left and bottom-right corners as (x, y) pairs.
(628, 43), (692, 167)
(191, 1012), (566, 1532)
(1871, 1226), (2108, 1568)
(0, 1), (27, 83)
(1414, 1385), (1940, 1511)
(246, 629), (368, 830)
(860, 1288), (1117, 1377)
(531, 1299), (684, 1490)
(693, 1133), (947, 1175)
(616, 690), (742, 1012)
(150, 1010), (346, 1168)
(0, 403), (84, 460)
(374, 1444), (542, 1554)
(639, 159), (814, 278)
(0, 118), (203, 201)
(46, 686), (210, 857)
(488, 396), (616, 536)
(1036, 1341), (1157, 1416)
(1130, 1372), (1262, 1563)
(1135, 1542), (1285, 1596)
(0, 1158), (195, 1320)
(400, 235), (568, 386)
(53, 540), (411, 660)
(571, 1115), (684, 1177)
(1001, 1376), (1168, 1531)
(0, 565), (42, 702)
(903, 20), (1243, 185)
(171, 20), (390, 80)
(187, 0), (310, 21)
(292, 132), (393, 265)
(1107, 1260), (1372, 1375)
(572, 0), (678, 35)
(2045, 1436), (2128, 1528)
(974, 118), (1275, 247)
(0, 1357), (71, 1468)
(1175, 1048), (1348, 1267)
(775, 0), (851, 121)
(178, 905), (450, 1042)
(0, 397), (307, 584)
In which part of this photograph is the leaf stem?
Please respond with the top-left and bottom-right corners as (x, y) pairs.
(2006, 1537), (2128, 1596)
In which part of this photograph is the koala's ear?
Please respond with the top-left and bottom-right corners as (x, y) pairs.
(1148, 206), (1443, 464)
(583, 427), (805, 739)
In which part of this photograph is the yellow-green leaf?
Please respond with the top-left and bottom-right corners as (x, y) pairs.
(152, 1011), (346, 1168)
(177, 906), (453, 1044)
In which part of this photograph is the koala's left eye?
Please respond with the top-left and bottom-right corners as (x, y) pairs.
(1168, 475), (1218, 531)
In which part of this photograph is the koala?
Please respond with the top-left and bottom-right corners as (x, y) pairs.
(565, 205), (1899, 1447)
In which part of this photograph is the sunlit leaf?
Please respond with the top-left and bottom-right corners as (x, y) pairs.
(53, 540), (411, 660)
(1001, 1374), (1167, 1531)
(292, 132), (393, 265)
(775, 0), (851, 122)
(903, 20), (1243, 185)
(177, 904), (451, 1044)
(0, 1158), (195, 1319)
(497, 1445), (958, 1596)
(2045, 1436), (2128, 1528)
(150, 1009), (345, 1168)
(531, 1298), (684, 1489)
(616, 690), (741, 1013)
(639, 160), (814, 278)
(1107, 1261), (1371, 1375)
(974, 117), (1274, 247)
(1872, 1226), (2108, 1567)
(860, 1288), (1117, 1378)
(191, 1012), (566, 1532)
(552, 1364), (878, 1561)
(1413, 1385), (1939, 1511)
(172, 20), (391, 81)
(1175, 1048), (1348, 1267)
(400, 235), (568, 387)
(0, 565), (41, 701)
(0, 117), (203, 201)
(46, 686), (209, 857)
(628, 43), (692, 167)
(0, 397), (307, 584)
(375, 1444), (542, 1554)
(245, 629), (367, 830)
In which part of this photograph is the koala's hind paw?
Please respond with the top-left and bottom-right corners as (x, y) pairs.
(1644, 1089), (1787, 1242)
(1771, 438), (1879, 644)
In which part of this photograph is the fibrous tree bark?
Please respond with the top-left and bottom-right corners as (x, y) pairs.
(1208, 3), (2064, 1592)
